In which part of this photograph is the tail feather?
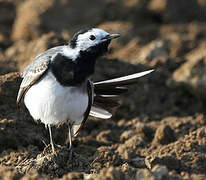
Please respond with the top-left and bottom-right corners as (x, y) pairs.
(89, 106), (112, 119)
(94, 69), (154, 89)
(89, 70), (154, 119)
(94, 86), (128, 95)
(94, 95), (121, 108)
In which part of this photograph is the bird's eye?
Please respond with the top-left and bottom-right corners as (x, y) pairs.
(89, 35), (96, 41)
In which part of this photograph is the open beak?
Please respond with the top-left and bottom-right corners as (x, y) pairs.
(101, 34), (120, 40)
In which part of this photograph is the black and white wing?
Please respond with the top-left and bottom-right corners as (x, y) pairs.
(72, 80), (94, 136)
(17, 46), (64, 106)
(90, 70), (154, 119)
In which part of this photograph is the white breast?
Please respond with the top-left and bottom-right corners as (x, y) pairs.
(24, 71), (88, 126)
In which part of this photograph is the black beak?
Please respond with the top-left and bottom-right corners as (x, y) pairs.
(101, 34), (120, 40)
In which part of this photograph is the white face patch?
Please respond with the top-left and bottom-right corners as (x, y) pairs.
(76, 28), (110, 51)
(62, 46), (80, 60)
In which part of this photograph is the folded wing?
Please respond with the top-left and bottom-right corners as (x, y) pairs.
(17, 61), (50, 106)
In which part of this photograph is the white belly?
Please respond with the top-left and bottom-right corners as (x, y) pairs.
(24, 71), (88, 126)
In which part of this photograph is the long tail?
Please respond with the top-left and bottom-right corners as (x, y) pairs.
(89, 69), (154, 119)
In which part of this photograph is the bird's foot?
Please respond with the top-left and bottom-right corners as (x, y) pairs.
(51, 143), (56, 155)
(43, 143), (57, 155)
(68, 146), (73, 161)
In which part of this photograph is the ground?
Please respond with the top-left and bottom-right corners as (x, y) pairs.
(0, 0), (206, 179)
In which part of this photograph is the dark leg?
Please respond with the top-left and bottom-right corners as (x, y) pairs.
(68, 123), (73, 159)
(48, 124), (55, 154)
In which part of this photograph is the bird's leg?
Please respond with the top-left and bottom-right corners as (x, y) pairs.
(68, 123), (73, 159)
(48, 124), (55, 154)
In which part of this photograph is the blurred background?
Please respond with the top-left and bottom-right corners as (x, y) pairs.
(1, 0), (206, 179)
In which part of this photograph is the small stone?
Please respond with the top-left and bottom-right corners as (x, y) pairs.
(130, 157), (146, 168)
(152, 165), (168, 180)
(136, 169), (155, 180)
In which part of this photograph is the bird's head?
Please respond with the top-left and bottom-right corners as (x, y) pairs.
(69, 28), (120, 56)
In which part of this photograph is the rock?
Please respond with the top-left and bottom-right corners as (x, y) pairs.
(170, 42), (206, 99)
(136, 169), (155, 180)
(152, 165), (168, 180)
(130, 157), (146, 168)
(152, 125), (176, 145)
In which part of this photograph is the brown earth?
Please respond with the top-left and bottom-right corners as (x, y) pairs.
(1, 0), (206, 179)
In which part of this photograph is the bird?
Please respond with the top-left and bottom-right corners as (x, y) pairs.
(17, 28), (153, 154)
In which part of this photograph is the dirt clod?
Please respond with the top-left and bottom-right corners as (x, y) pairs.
(153, 125), (176, 145)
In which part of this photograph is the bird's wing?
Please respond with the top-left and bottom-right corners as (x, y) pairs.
(91, 70), (154, 118)
(72, 80), (93, 136)
(72, 80), (113, 136)
(17, 46), (64, 106)
(16, 59), (51, 106)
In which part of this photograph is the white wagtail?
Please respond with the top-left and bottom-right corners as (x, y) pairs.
(17, 28), (153, 154)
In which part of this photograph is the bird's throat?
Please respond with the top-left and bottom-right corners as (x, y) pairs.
(51, 53), (97, 86)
